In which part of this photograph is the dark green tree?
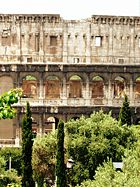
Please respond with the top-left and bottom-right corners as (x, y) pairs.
(21, 102), (34, 187)
(119, 95), (131, 126)
(56, 120), (66, 187)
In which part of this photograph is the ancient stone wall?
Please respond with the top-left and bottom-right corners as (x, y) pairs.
(0, 14), (140, 145)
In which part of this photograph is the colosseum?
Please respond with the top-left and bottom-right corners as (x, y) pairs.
(0, 14), (140, 146)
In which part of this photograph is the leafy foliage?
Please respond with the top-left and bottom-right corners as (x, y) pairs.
(56, 120), (66, 187)
(0, 169), (21, 187)
(21, 102), (34, 187)
(78, 141), (140, 187)
(0, 147), (22, 175)
(119, 95), (131, 126)
(0, 155), (6, 174)
(65, 110), (137, 185)
(32, 132), (57, 187)
(0, 88), (22, 119)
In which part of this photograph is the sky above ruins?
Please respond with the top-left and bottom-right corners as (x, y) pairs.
(0, 0), (139, 19)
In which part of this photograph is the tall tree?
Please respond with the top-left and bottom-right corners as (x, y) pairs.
(56, 120), (66, 187)
(32, 132), (57, 187)
(119, 95), (131, 126)
(21, 102), (34, 187)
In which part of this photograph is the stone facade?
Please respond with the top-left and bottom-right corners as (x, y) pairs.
(0, 14), (140, 146)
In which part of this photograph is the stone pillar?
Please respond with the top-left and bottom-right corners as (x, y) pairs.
(129, 78), (134, 105)
(108, 79), (113, 106)
(38, 114), (43, 136)
(39, 22), (44, 62)
(39, 73), (44, 99)
(16, 22), (22, 60)
(104, 83), (108, 104)
(86, 24), (91, 63)
(85, 78), (90, 105)
(63, 26), (68, 63)
(62, 75), (67, 105)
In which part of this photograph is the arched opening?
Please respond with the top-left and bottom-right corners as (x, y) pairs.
(135, 77), (140, 99)
(44, 117), (59, 134)
(69, 75), (82, 98)
(22, 75), (37, 98)
(0, 76), (13, 95)
(45, 76), (60, 98)
(91, 76), (104, 98)
(114, 76), (125, 98)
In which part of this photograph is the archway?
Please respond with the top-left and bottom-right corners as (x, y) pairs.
(69, 75), (82, 98)
(44, 117), (59, 134)
(114, 76), (125, 98)
(45, 76), (60, 98)
(91, 76), (104, 98)
(22, 75), (37, 98)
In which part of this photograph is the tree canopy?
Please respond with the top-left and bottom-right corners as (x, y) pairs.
(65, 110), (137, 185)
(32, 110), (137, 186)
(77, 140), (140, 187)
(0, 88), (22, 119)
(32, 131), (57, 187)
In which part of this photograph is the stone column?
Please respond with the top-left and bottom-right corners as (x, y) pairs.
(86, 23), (91, 63)
(39, 73), (44, 100)
(85, 78), (90, 105)
(108, 79), (113, 106)
(62, 75), (67, 105)
(38, 114), (43, 136)
(129, 78), (134, 105)
(63, 25), (68, 63)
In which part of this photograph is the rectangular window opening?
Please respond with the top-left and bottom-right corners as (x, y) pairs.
(50, 36), (57, 46)
(95, 36), (102, 47)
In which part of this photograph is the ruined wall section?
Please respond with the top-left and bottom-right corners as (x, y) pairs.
(90, 16), (140, 64)
(0, 14), (64, 63)
(0, 14), (140, 64)
(64, 20), (91, 63)
(0, 15), (20, 62)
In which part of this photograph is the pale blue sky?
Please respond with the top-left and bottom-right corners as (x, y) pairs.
(0, 0), (139, 19)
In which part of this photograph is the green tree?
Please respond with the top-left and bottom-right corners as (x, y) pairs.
(65, 110), (137, 185)
(0, 88), (22, 119)
(56, 120), (66, 187)
(119, 95), (131, 126)
(77, 141), (140, 187)
(32, 132), (57, 187)
(21, 102), (34, 187)
(0, 147), (22, 175)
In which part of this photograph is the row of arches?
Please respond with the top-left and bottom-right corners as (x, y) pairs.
(1, 75), (140, 99)
(21, 75), (140, 99)
(22, 75), (104, 99)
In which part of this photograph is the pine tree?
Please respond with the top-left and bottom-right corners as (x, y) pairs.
(119, 95), (131, 126)
(56, 120), (66, 187)
(21, 102), (34, 187)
